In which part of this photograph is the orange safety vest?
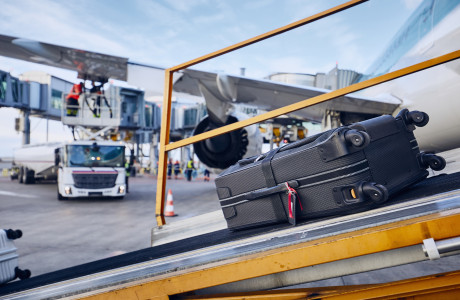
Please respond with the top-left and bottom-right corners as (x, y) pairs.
(67, 83), (82, 101)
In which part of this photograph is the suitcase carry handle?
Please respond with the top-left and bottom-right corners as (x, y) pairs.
(237, 127), (370, 166)
(237, 130), (332, 166)
(220, 180), (300, 207)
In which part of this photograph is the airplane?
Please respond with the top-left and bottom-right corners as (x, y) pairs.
(0, 0), (459, 172)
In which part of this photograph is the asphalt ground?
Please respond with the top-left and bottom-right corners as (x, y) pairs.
(0, 173), (220, 276)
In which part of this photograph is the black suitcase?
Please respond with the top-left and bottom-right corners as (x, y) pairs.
(215, 109), (446, 230)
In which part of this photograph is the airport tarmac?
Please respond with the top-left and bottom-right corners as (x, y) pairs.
(0, 173), (220, 276)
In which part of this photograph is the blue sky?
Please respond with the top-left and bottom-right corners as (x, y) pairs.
(0, 0), (421, 156)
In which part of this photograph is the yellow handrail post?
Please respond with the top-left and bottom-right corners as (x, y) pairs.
(155, 69), (174, 227)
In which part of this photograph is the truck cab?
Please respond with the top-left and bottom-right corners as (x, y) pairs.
(57, 140), (126, 200)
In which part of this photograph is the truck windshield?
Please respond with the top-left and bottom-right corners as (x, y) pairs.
(66, 144), (124, 167)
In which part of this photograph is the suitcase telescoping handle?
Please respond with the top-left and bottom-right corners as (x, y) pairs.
(237, 132), (326, 166)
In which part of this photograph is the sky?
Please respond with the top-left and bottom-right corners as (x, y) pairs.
(0, 0), (422, 157)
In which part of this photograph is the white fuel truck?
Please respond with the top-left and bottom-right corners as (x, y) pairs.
(12, 140), (127, 200)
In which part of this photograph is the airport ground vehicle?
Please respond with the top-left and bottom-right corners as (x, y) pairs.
(12, 140), (127, 200)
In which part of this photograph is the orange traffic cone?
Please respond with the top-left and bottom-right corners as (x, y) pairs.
(164, 189), (177, 217)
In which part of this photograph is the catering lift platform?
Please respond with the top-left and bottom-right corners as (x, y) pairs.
(61, 84), (149, 140)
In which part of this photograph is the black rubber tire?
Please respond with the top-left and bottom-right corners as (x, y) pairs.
(344, 130), (370, 148)
(18, 167), (24, 184)
(57, 188), (66, 201)
(24, 168), (35, 184)
(362, 182), (389, 204)
(5, 229), (22, 240)
(428, 155), (446, 171)
(15, 267), (31, 280)
(407, 111), (429, 127)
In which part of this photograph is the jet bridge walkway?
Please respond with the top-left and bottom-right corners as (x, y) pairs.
(2, 171), (460, 299)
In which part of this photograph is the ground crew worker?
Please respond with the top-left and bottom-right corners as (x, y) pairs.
(174, 160), (181, 179)
(203, 168), (210, 181)
(125, 160), (131, 193)
(90, 81), (102, 117)
(167, 158), (173, 179)
(186, 159), (195, 182)
(66, 83), (82, 116)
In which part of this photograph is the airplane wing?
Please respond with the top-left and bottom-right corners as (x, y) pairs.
(173, 68), (401, 124)
(0, 34), (128, 81)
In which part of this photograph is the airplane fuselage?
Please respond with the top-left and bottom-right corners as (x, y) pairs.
(359, 1), (460, 153)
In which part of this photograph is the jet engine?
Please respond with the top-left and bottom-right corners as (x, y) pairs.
(193, 113), (261, 170)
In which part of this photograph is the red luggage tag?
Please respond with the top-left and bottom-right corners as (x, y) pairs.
(285, 182), (303, 223)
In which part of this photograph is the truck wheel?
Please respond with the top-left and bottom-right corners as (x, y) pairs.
(18, 167), (24, 184)
(57, 189), (66, 201)
(24, 168), (35, 184)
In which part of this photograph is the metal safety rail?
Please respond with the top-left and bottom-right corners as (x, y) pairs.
(154, 0), (460, 226)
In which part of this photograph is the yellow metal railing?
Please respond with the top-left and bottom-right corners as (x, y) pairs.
(155, 0), (460, 226)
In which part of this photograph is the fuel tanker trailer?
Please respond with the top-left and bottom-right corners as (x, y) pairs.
(12, 140), (127, 200)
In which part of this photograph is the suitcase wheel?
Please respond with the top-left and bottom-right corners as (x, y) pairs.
(361, 182), (389, 204)
(344, 129), (370, 147)
(5, 229), (23, 240)
(398, 109), (429, 128)
(407, 111), (429, 127)
(420, 153), (446, 171)
(14, 267), (31, 280)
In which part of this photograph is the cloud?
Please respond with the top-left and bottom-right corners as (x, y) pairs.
(165, 0), (211, 13)
(403, 0), (423, 10)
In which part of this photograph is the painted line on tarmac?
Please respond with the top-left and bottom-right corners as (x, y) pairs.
(0, 190), (38, 198)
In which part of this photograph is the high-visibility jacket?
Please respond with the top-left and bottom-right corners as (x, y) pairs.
(125, 162), (131, 177)
(187, 160), (194, 169)
(67, 83), (82, 101)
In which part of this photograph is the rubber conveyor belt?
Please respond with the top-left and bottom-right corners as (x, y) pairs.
(2, 172), (460, 299)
